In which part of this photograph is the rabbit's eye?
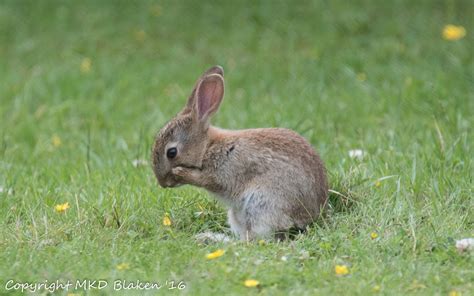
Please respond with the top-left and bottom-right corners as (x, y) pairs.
(166, 147), (178, 159)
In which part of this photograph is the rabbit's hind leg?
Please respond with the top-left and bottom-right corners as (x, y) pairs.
(234, 190), (294, 241)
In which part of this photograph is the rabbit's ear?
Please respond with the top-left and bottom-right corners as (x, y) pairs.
(203, 65), (224, 77)
(184, 66), (224, 111)
(195, 73), (224, 121)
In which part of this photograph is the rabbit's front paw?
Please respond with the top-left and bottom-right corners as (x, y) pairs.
(171, 166), (204, 186)
(171, 166), (187, 177)
(172, 166), (198, 179)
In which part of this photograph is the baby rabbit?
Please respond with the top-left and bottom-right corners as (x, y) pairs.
(152, 66), (328, 241)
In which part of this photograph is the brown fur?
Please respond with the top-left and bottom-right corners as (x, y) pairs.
(152, 66), (328, 241)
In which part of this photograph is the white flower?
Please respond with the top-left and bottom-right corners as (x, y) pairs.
(455, 238), (474, 252)
(132, 159), (148, 167)
(348, 149), (365, 159)
(194, 232), (232, 244)
(299, 250), (310, 259)
(0, 186), (13, 195)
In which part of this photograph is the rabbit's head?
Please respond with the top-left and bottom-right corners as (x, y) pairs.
(152, 66), (225, 187)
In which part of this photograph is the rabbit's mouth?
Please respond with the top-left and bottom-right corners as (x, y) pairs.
(156, 173), (179, 188)
(160, 178), (182, 188)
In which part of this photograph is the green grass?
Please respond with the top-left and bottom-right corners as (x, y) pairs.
(0, 0), (473, 295)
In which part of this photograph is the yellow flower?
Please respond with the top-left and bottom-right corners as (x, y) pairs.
(370, 232), (379, 239)
(197, 203), (205, 212)
(80, 58), (92, 73)
(162, 215), (171, 226)
(134, 30), (146, 42)
(449, 291), (461, 296)
(205, 249), (225, 260)
(116, 263), (129, 270)
(408, 280), (426, 290)
(335, 264), (349, 276)
(34, 105), (47, 119)
(54, 202), (70, 213)
(150, 5), (162, 17)
(375, 180), (381, 187)
(442, 25), (466, 41)
(52, 135), (62, 147)
(258, 239), (266, 246)
(373, 285), (381, 292)
(244, 279), (259, 287)
(356, 72), (366, 82)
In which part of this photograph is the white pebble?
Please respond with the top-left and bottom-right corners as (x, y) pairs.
(132, 159), (148, 167)
(348, 149), (365, 159)
(456, 238), (474, 252)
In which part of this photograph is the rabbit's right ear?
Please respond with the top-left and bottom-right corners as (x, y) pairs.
(203, 65), (224, 77)
(183, 66), (224, 112)
(194, 74), (225, 122)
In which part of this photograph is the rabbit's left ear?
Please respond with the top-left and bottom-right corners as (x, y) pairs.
(194, 73), (224, 122)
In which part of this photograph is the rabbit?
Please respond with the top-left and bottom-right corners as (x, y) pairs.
(152, 65), (328, 241)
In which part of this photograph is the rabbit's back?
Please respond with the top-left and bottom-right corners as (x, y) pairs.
(205, 127), (328, 220)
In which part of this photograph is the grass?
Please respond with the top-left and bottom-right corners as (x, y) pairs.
(0, 0), (472, 295)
